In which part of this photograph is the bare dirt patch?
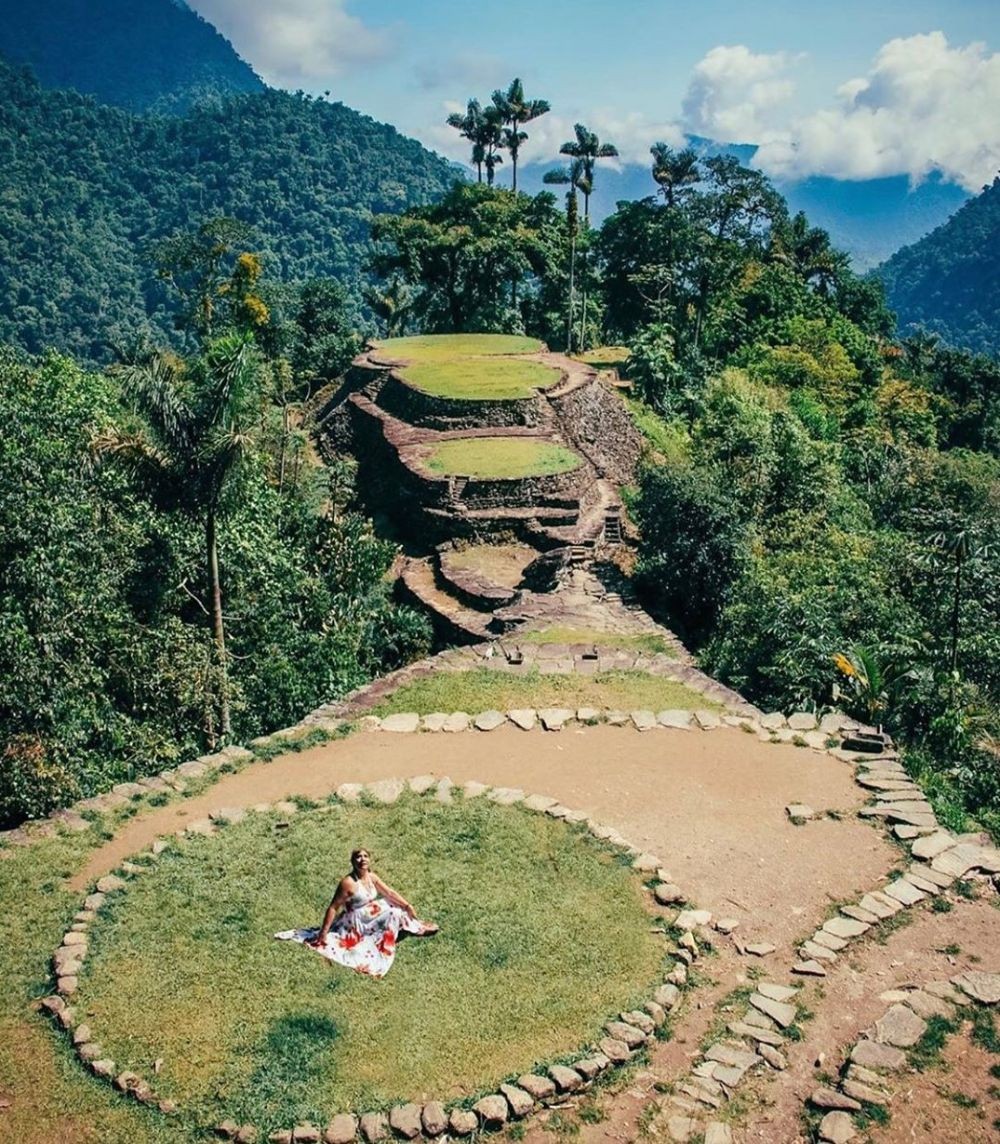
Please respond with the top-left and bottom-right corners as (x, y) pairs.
(443, 543), (536, 589)
(72, 726), (894, 953)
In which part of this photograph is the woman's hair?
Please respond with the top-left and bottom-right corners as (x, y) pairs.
(350, 848), (369, 868)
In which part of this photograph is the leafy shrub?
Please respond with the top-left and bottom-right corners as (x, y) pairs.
(0, 736), (79, 828)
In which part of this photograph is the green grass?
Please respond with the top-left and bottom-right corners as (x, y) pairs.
(371, 668), (722, 717)
(908, 1015), (961, 1070)
(374, 334), (545, 363)
(970, 1005), (1000, 1054)
(77, 798), (662, 1133)
(400, 357), (560, 400)
(517, 626), (677, 656)
(423, 438), (581, 479)
(573, 347), (630, 371)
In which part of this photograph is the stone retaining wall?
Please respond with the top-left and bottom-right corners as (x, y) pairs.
(375, 371), (552, 431)
(347, 394), (598, 521)
(549, 379), (642, 486)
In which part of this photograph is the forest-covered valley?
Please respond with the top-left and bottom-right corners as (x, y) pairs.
(1, 36), (998, 847)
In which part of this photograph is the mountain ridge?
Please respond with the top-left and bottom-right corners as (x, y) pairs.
(0, 0), (264, 112)
(877, 175), (1000, 357)
(0, 59), (457, 361)
(506, 148), (969, 270)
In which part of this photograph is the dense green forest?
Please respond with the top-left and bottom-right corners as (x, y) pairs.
(0, 59), (457, 362)
(0, 0), (262, 111)
(2, 50), (998, 841)
(370, 138), (1000, 838)
(0, 232), (429, 828)
(879, 176), (1000, 357)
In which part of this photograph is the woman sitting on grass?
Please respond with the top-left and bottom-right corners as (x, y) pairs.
(275, 848), (438, 977)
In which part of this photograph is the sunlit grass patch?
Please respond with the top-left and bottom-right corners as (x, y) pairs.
(372, 668), (718, 716)
(573, 346), (630, 371)
(422, 438), (581, 479)
(400, 356), (559, 400)
(77, 798), (662, 1132)
(517, 626), (676, 656)
(373, 334), (544, 363)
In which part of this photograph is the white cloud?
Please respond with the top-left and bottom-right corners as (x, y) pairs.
(413, 52), (509, 94)
(682, 45), (798, 143)
(189, 0), (394, 87)
(755, 32), (1000, 190)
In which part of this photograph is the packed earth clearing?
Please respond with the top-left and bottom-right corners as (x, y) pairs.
(4, 716), (1000, 1144)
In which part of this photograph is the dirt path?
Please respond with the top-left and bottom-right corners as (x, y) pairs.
(49, 724), (1000, 1142)
(72, 727), (893, 955)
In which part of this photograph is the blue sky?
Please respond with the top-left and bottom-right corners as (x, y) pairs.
(189, 0), (1000, 189)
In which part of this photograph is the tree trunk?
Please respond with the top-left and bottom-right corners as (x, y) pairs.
(512, 117), (519, 192)
(566, 232), (577, 354)
(278, 401), (289, 493)
(206, 510), (231, 741)
(950, 557), (962, 675)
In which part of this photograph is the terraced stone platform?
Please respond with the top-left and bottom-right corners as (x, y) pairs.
(311, 334), (643, 642)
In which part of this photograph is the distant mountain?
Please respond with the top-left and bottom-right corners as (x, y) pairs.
(509, 137), (969, 270)
(780, 173), (970, 272)
(0, 0), (263, 112)
(877, 176), (1000, 358)
(0, 59), (457, 361)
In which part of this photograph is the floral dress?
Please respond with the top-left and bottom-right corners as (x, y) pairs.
(275, 880), (434, 978)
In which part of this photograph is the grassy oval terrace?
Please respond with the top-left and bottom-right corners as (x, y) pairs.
(371, 334), (558, 400)
(74, 796), (663, 1134)
(421, 437), (582, 479)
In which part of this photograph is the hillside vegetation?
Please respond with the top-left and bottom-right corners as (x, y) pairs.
(0, 0), (263, 111)
(0, 59), (457, 362)
(879, 176), (1000, 357)
(370, 107), (1000, 837)
(0, 239), (430, 829)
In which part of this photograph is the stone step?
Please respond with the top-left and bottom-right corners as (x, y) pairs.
(398, 560), (499, 643)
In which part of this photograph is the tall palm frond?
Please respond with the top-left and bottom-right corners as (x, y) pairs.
(492, 78), (550, 191)
(650, 144), (700, 207)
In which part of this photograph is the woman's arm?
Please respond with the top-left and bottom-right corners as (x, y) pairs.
(373, 873), (415, 917)
(309, 878), (352, 946)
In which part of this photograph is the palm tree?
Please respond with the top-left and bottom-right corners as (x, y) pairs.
(480, 104), (506, 187)
(772, 212), (848, 295)
(544, 159), (586, 352)
(446, 100), (486, 182)
(94, 336), (263, 744)
(553, 124), (618, 349)
(921, 520), (992, 676)
(492, 78), (550, 192)
(557, 123), (619, 220)
(832, 646), (918, 729)
(650, 144), (700, 207)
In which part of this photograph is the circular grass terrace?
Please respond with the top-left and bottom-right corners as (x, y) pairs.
(423, 437), (582, 480)
(76, 796), (663, 1134)
(373, 334), (545, 362)
(372, 335), (558, 401)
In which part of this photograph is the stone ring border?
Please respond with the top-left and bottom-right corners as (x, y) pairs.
(0, 703), (860, 853)
(41, 777), (698, 1144)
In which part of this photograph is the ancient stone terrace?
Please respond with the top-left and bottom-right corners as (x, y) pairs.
(312, 334), (643, 643)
